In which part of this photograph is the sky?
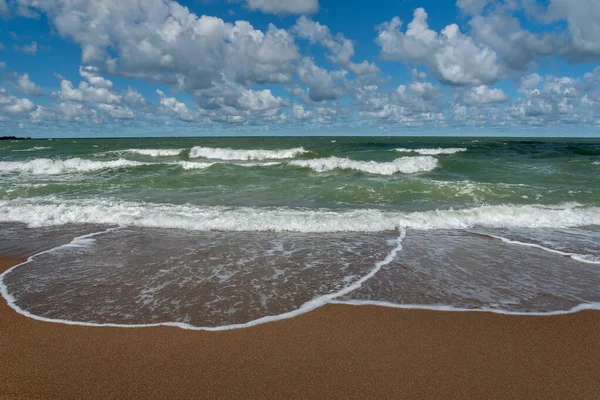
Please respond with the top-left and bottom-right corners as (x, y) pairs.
(0, 0), (600, 137)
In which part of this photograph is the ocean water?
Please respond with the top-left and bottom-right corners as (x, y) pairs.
(0, 137), (599, 329)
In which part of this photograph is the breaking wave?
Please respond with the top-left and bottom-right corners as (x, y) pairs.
(189, 146), (307, 161)
(121, 148), (184, 157)
(0, 158), (147, 175)
(394, 147), (467, 155)
(176, 161), (215, 170)
(12, 146), (52, 152)
(0, 199), (598, 232)
(289, 156), (438, 175)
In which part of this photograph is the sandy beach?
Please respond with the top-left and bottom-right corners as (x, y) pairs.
(1, 255), (599, 399)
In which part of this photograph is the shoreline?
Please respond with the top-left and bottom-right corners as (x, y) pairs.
(1, 255), (599, 399)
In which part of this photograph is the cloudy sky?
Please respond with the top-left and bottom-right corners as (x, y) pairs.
(0, 0), (599, 136)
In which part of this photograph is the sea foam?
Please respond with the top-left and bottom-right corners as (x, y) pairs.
(289, 156), (438, 175)
(121, 148), (184, 157)
(394, 147), (467, 155)
(12, 146), (52, 152)
(0, 158), (147, 175)
(1, 199), (599, 232)
(189, 146), (307, 160)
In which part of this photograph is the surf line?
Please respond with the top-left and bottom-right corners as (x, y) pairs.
(0, 228), (407, 331)
(0, 227), (122, 310)
(472, 231), (600, 265)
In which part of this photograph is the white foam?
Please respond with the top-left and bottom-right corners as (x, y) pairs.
(329, 300), (600, 316)
(476, 232), (600, 265)
(593, 161), (600, 165)
(0, 158), (147, 175)
(0, 228), (406, 331)
(12, 146), (52, 152)
(189, 146), (307, 161)
(176, 161), (215, 170)
(121, 148), (184, 157)
(289, 156), (438, 175)
(394, 147), (467, 155)
(2, 228), (597, 332)
(1, 199), (599, 232)
(233, 162), (282, 167)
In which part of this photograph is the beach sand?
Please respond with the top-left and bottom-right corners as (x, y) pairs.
(1, 255), (599, 399)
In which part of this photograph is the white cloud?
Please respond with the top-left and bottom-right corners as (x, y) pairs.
(461, 85), (508, 105)
(97, 104), (135, 119)
(0, 87), (35, 115)
(16, 41), (37, 54)
(537, 0), (600, 60)
(297, 57), (349, 101)
(59, 78), (121, 105)
(122, 87), (147, 107)
(292, 104), (312, 120)
(245, 0), (319, 15)
(292, 17), (379, 76)
(376, 9), (503, 86)
(17, 0), (300, 93)
(456, 0), (492, 15)
(469, 13), (562, 73)
(0, 0), (9, 17)
(156, 89), (197, 121)
(16, 73), (41, 96)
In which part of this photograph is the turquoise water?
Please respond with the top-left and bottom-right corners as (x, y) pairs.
(1, 137), (599, 328)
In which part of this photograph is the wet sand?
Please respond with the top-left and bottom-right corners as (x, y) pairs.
(1, 255), (599, 399)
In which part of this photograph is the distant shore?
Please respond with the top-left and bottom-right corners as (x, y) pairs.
(0, 136), (31, 141)
(1, 255), (599, 399)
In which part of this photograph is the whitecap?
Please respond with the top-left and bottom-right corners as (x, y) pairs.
(289, 156), (438, 175)
(189, 146), (307, 161)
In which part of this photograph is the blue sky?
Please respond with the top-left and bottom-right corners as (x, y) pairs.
(0, 0), (599, 137)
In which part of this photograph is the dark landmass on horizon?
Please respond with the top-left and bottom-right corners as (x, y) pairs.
(0, 136), (31, 140)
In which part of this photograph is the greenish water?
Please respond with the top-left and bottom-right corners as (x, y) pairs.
(2, 137), (599, 213)
(1, 137), (599, 327)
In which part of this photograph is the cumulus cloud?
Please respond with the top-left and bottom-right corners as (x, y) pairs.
(356, 74), (446, 125)
(527, 0), (600, 61)
(245, 0), (319, 15)
(122, 87), (147, 107)
(16, 73), (41, 96)
(460, 85), (508, 105)
(292, 16), (379, 76)
(97, 104), (135, 119)
(15, 41), (37, 54)
(469, 12), (561, 72)
(15, 0), (300, 92)
(292, 104), (312, 120)
(58, 69), (121, 104)
(156, 89), (197, 121)
(0, 0), (8, 17)
(376, 8), (503, 86)
(456, 0), (492, 15)
(297, 57), (349, 102)
(0, 87), (35, 115)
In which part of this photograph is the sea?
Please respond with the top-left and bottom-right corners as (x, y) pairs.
(1, 136), (599, 330)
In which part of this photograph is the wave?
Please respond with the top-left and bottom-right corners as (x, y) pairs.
(1, 199), (599, 232)
(121, 148), (184, 157)
(289, 156), (438, 175)
(176, 161), (215, 170)
(394, 147), (467, 155)
(233, 162), (282, 167)
(0, 158), (147, 175)
(475, 232), (600, 264)
(12, 146), (52, 152)
(0, 228), (408, 331)
(189, 146), (307, 161)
